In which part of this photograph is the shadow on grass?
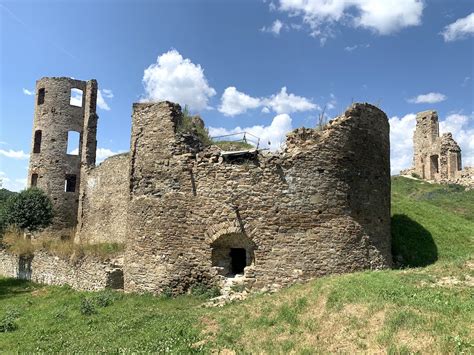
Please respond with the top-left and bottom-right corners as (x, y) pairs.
(0, 278), (34, 300)
(391, 214), (438, 268)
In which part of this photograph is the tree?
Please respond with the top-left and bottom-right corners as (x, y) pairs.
(0, 188), (17, 235)
(5, 188), (53, 232)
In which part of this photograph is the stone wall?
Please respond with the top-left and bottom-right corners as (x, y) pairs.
(76, 153), (129, 244)
(0, 248), (123, 291)
(412, 110), (461, 181)
(402, 110), (472, 188)
(124, 102), (391, 294)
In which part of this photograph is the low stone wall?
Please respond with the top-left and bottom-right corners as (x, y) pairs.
(0, 248), (123, 291)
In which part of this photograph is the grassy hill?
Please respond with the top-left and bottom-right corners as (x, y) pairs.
(1, 177), (473, 353)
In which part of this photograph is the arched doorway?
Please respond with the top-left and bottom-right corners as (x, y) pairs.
(211, 233), (255, 277)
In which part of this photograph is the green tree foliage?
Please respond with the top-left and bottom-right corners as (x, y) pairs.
(0, 189), (17, 235)
(5, 188), (53, 232)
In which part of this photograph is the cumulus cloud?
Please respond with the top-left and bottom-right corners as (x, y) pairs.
(22, 88), (34, 96)
(389, 111), (474, 174)
(209, 114), (293, 150)
(0, 172), (26, 192)
(0, 149), (29, 160)
(440, 113), (474, 167)
(141, 49), (216, 111)
(69, 147), (126, 164)
(219, 87), (262, 116)
(441, 13), (474, 42)
(97, 89), (113, 111)
(277, 0), (424, 42)
(389, 113), (417, 174)
(407, 92), (447, 104)
(261, 19), (285, 35)
(218, 86), (318, 116)
(264, 87), (319, 114)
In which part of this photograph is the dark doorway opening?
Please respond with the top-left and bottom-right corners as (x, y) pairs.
(230, 248), (246, 275)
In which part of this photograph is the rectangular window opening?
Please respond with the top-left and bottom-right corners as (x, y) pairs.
(64, 174), (77, 192)
(37, 88), (45, 105)
(33, 130), (42, 153)
(67, 131), (80, 155)
(31, 173), (38, 187)
(70, 88), (83, 107)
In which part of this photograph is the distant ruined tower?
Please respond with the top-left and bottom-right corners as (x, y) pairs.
(27, 77), (98, 231)
(411, 110), (462, 181)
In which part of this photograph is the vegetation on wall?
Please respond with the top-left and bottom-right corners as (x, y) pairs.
(178, 106), (256, 151)
(177, 106), (213, 146)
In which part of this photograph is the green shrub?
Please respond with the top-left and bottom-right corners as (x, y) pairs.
(80, 298), (97, 316)
(5, 188), (53, 232)
(0, 308), (20, 332)
(0, 188), (17, 237)
(94, 290), (121, 307)
(190, 283), (221, 299)
(177, 106), (212, 146)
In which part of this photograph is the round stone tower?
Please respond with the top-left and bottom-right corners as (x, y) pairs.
(27, 77), (98, 233)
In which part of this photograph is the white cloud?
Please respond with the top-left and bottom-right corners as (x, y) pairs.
(218, 86), (318, 116)
(0, 172), (26, 192)
(0, 149), (29, 160)
(97, 89), (113, 111)
(389, 113), (417, 174)
(69, 147), (126, 164)
(407, 92), (447, 104)
(219, 87), (262, 116)
(462, 76), (470, 87)
(326, 93), (337, 110)
(209, 114), (293, 150)
(22, 88), (34, 96)
(101, 89), (114, 98)
(70, 88), (83, 106)
(441, 13), (474, 42)
(263, 87), (319, 114)
(261, 19), (285, 35)
(141, 49), (216, 111)
(388, 111), (474, 174)
(344, 43), (370, 51)
(277, 0), (424, 42)
(440, 113), (474, 167)
(96, 148), (126, 163)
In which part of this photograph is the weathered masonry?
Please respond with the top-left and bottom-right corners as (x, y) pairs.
(28, 77), (98, 233)
(401, 110), (473, 188)
(10, 77), (393, 293)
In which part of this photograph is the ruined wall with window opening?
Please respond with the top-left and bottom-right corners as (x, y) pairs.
(5, 77), (394, 294)
(401, 110), (473, 188)
(27, 77), (98, 235)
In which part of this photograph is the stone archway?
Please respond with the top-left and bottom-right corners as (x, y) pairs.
(211, 233), (256, 277)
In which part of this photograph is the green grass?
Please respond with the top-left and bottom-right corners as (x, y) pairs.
(0, 177), (473, 353)
(213, 140), (254, 151)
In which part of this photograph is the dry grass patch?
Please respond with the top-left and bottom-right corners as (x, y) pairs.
(2, 228), (34, 256)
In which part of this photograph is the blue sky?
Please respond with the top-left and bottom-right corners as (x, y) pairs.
(0, 0), (473, 191)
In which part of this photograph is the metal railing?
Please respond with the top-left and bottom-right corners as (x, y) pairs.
(211, 132), (261, 150)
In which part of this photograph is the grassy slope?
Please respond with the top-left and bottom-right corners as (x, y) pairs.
(1, 177), (473, 353)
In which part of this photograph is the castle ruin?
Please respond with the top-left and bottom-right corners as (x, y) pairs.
(3, 77), (393, 294)
(401, 110), (473, 188)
